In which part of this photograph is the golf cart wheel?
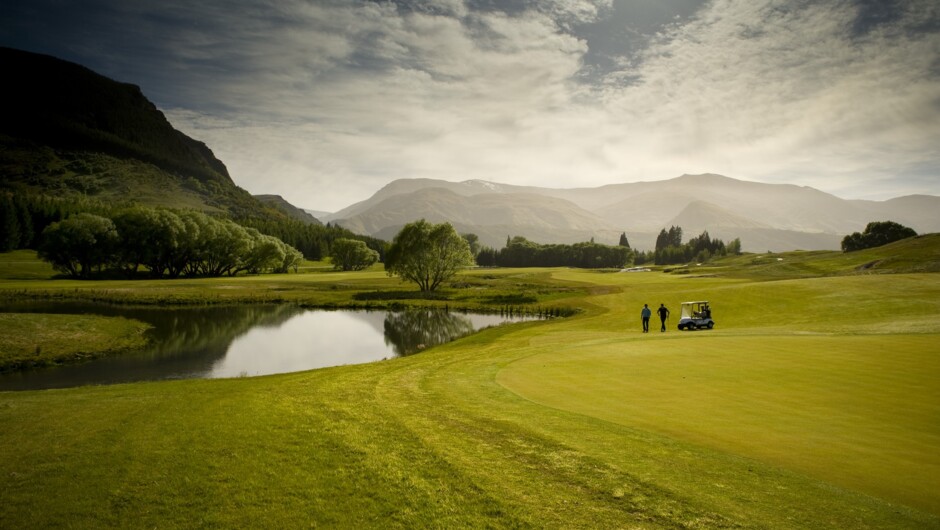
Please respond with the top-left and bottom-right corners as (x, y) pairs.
(707, 321), (714, 329)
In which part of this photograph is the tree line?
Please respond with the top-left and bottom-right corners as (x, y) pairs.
(38, 208), (305, 279)
(1, 190), (384, 266)
(633, 226), (741, 265)
(237, 216), (386, 262)
(475, 236), (631, 269)
(841, 221), (916, 252)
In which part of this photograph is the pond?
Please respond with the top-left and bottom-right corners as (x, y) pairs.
(0, 302), (538, 391)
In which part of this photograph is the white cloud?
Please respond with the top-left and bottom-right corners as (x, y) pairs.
(168, 2), (597, 209)
(595, 0), (940, 196)
(537, 0), (613, 27)
(162, 0), (940, 210)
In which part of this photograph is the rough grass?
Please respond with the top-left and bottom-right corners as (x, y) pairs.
(1, 241), (939, 528)
(0, 249), (58, 279)
(0, 313), (151, 371)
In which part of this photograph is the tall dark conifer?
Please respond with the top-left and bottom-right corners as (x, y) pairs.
(0, 193), (21, 251)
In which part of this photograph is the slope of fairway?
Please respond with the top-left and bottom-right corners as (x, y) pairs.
(2, 246), (940, 527)
(500, 269), (940, 516)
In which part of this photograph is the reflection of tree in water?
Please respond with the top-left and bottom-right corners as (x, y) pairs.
(383, 309), (476, 356)
(0, 301), (305, 366)
(143, 304), (305, 359)
(0, 302), (308, 389)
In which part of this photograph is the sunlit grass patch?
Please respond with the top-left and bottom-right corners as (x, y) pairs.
(498, 333), (940, 513)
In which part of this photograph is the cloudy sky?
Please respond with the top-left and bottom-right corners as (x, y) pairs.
(2, 0), (938, 211)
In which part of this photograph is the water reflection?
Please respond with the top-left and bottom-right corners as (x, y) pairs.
(0, 302), (535, 390)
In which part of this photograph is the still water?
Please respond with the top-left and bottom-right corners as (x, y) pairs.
(0, 302), (536, 391)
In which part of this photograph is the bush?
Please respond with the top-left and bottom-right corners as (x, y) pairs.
(842, 221), (916, 252)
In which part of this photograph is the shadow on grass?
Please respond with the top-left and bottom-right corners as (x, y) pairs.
(480, 294), (538, 305)
(353, 290), (451, 302)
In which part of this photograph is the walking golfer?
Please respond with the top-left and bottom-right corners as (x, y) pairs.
(641, 304), (651, 333)
(657, 303), (670, 332)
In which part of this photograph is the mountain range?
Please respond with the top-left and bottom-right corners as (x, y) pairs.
(1, 46), (936, 253)
(324, 175), (940, 251)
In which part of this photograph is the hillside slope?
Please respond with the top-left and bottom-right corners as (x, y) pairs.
(254, 195), (322, 225)
(338, 187), (622, 247)
(0, 47), (305, 221)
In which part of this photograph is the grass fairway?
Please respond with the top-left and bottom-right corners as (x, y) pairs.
(499, 334), (939, 514)
(1, 242), (939, 528)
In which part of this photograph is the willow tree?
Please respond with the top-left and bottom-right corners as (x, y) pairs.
(385, 220), (474, 292)
(330, 238), (379, 271)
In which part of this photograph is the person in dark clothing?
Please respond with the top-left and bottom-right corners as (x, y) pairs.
(657, 303), (670, 332)
(640, 304), (651, 333)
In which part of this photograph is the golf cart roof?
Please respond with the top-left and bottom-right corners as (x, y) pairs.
(679, 301), (711, 319)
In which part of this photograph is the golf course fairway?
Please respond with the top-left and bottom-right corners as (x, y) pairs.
(1, 245), (939, 528)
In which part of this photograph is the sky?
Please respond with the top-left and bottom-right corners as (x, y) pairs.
(2, 0), (939, 212)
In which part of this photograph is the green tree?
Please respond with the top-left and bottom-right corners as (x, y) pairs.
(618, 232), (630, 248)
(243, 229), (287, 274)
(331, 238), (379, 271)
(130, 209), (188, 278)
(0, 193), (20, 252)
(385, 220), (474, 292)
(842, 221), (917, 252)
(278, 245), (304, 273)
(38, 213), (118, 278)
(202, 218), (251, 276)
(476, 246), (498, 267)
(112, 206), (163, 277)
(461, 233), (481, 257)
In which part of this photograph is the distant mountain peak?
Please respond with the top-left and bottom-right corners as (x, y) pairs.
(669, 200), (771, 229)
(328, 173), (939, 251)
(461, 179), (504, 192)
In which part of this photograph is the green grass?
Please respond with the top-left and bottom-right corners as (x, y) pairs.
(0, 252), (582, 311)
(1, 240), (939, 527)
(499, 334), (940, 514)
(0, 313), (151, 371)
(0, 249), (58, 279)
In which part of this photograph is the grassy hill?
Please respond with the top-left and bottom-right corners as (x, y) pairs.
(253, 194), (322, 225)
(0, 236), (938, 527)
(695, 233), (940, 280)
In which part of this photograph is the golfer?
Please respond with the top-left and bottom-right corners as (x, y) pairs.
(640, 304), (651, 333)
(657, 303), (670, 332)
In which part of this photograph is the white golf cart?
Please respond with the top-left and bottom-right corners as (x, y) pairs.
(678, 301), (715, 330)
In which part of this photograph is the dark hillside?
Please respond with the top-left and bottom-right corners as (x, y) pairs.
(0, 48), (374, 259)
(0, 47), (230, 185)
(0, 47), (274, 219)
